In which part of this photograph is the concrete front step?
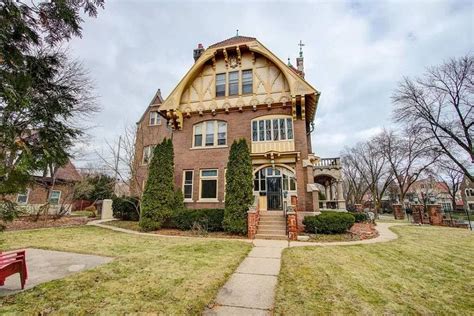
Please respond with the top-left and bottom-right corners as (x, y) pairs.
(255, 233), (288, 240)
(257, 229), (286, 235)
(259, 219), (286, 223)
(258, 223), (286, 230)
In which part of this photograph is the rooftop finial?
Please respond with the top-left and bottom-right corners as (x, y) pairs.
(298, 40), (305, 57)
(236, 29), (239, 36)
(287, 57), (291, 66)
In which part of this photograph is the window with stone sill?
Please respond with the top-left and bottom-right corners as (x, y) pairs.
(200, 169), (218, 200)
(193, 121), (227, 148)
(252, 117), (294, 142)
(149, 111), (161, 126)
(183, 170), (194, 200)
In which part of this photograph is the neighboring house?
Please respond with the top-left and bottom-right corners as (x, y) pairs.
(12, 161), (82, 214)
(405, 177), (454, 212)
(131, 35), (344, 220)
(460, 175), (474, 212)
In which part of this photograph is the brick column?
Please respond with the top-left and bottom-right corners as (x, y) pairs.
(287, 211), (298, 241)
(247, 210), (258, 239)
(393, 204), (404, 220)
(412, 204), (425, 224)
(427, 204), (443, 226)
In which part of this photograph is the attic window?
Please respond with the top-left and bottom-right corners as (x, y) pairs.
(216, 73), (226, 97)
(149, 111), (161, 126)
(228, 71), (239, 96)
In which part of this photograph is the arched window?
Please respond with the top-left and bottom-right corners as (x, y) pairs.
(253, 167), (296, 192)
(193, 120), (227, 148)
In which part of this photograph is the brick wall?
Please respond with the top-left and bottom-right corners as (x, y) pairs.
(130, 105), (172, 196)
(172, 104), (313, 211)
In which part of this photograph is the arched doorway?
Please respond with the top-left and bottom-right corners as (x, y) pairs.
(254, 166), (296, 210)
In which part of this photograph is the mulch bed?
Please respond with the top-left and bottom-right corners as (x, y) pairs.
(4, 216), (95, 231)
(349, 222), (379, 240)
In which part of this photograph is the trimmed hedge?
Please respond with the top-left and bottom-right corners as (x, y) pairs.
(351, 212), (368, 223)
(172, 209), (225, 232)
(303, 211), (355, 234)
(112, 196), (140, 221)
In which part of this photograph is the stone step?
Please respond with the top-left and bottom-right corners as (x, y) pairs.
(257, 229), (286, 235)
(259, 215), (285, 219)
(255, 233), (288, 240)
(259, 220), (286, 225)
(258, 223), (286, 229)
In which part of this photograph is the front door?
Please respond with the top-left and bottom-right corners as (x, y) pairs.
(267, 177), (282, 210)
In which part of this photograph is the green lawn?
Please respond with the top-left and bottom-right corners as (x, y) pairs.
(276, 225), (474, 315)
(0, 226), (251, 314)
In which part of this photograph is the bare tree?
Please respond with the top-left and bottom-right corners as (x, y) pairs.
(377, 128), (439, 206)
(96, 125), (143, 217)
(343, 138), (393, 214)
(392, 55), (473, 180)
(435, 157), (464, 212)
(341, 150), (369, 205)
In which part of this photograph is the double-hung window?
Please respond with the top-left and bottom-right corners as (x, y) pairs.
(183, 170), (194, 201)
(16, 190), (29, 204)
(49, 190), (61, 205)
(200, 169), (218, 201)
(228, 71), (239, 96)
(149, 111), (161, 126)
(193, 121), (227, 148)
(242, 70), (253, 94)
(216, 73), (226, 97)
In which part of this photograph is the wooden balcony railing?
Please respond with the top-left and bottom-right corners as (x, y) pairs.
(315, 158), (341, 168)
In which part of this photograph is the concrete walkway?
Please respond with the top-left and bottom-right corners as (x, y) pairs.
(0, 248), (112, 296)
(204, 223), (403, 315)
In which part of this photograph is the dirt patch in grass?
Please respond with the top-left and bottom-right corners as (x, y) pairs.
(5, 216), (94, 231)
(276, 225), (474, 315)
(104, 220), (245, 239)
(0, 226), (251, 314)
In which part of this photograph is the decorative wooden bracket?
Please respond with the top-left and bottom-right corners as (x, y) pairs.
(223, 48), (228, 68)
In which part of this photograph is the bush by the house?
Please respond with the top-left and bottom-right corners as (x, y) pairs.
(112, 196), (139, 221)
(172, 209), (225, 232)
(303, 211), (355, 234)
(351, 212), (368, 223)
(140, 138), (177, 231)
(223, 139), (253, 234)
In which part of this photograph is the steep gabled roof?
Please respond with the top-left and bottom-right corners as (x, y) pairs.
(158, 37), (320, 121)
(208, 35), (257, 49)
(137, 88), (164, 124)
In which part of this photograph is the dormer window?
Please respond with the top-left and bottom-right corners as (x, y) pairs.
(216, 73), (226, 97)
(215, 70), (253, 97)
(149, 111), (161, 126)
(228, 71), (239, 96)
(193, 121), (227, 148)
(242, 70), (253, 94)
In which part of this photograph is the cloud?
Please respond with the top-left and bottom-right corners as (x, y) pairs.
(68, 0), (473, 165)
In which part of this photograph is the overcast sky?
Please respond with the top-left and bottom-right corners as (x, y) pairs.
(69, 0), (473, 167)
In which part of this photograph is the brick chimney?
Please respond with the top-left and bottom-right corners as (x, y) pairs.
(193, 43), (204, 62)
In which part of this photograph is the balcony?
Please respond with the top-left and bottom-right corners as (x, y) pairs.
(314, 158), (341, 169)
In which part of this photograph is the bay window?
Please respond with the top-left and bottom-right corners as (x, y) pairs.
(251, 117), (294, 142)
(193, 121), (227, 148)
